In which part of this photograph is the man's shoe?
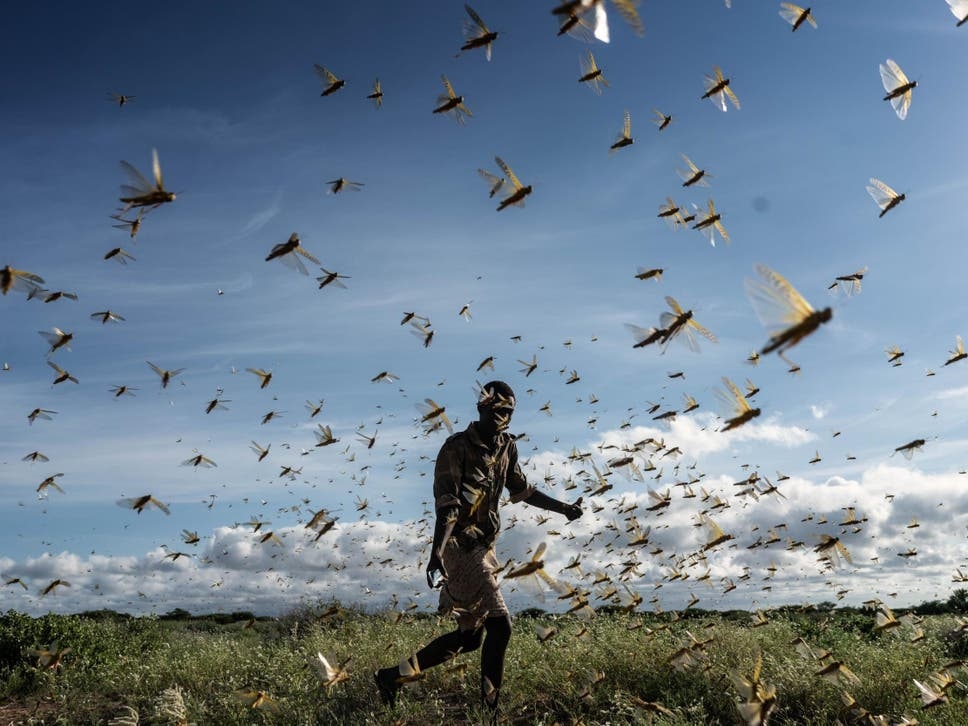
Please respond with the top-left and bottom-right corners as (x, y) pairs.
(482, 683), (499, 725)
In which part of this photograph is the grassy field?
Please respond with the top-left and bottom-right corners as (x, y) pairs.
(2, 604), (968, 725)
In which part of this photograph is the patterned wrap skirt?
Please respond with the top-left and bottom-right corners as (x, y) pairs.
(437, 539), (508, 630)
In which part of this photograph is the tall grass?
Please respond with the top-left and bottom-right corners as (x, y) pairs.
(2, 605), (968, 725)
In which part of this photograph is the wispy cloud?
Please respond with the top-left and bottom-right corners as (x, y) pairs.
(240, 190), (283, 237)
(934, 385), (968, 401)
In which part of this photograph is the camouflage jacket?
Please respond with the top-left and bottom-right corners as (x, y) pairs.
(433, 422), (535, 548)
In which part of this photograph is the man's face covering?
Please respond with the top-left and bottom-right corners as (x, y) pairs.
(478, 388), (515, 433)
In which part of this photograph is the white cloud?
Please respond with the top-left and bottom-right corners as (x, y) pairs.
(934, 385), (968, 401)
(6, 458), (968, 617)
(590, 416), (815, 463)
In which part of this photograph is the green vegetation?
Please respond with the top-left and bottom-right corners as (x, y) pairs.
(3, 598), (968, 725)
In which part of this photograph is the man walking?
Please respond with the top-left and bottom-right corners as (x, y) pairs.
(375, 380), (583, 720)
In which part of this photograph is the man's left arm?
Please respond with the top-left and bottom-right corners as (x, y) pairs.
(505, 442), (583, 521)
(523, 489), (584, 521)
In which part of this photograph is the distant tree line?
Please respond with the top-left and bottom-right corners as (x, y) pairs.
(8, 588), (968, 625)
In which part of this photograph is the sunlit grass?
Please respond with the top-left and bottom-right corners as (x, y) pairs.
(3, 604), (968, 725)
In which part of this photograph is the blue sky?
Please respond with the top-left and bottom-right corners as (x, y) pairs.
(3, 1), (968, 617)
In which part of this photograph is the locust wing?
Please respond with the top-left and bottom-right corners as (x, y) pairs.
(866, 178), (901, 212)
(744, 264), (816, 336)
(880, 59), (913, 120)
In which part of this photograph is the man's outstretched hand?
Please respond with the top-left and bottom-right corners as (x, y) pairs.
(563, 496), (584, 522)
